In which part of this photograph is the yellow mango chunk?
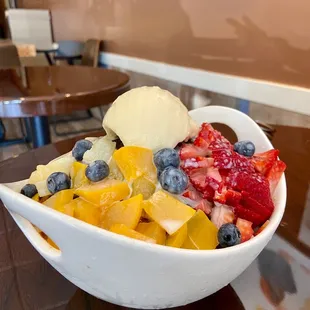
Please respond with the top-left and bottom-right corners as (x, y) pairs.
(166, 224), (187, 248)
(143, 190), (195, 235)
(101, 194), (143, 230)
(110, 224), (155, 244)
(43, 189), (74, 216)
(32, 194), (40, 202)
(113, 146), (157, 183)
(75, 179), (130, 206)
(136, 222), (166, 245)
(72, 197), (101, 227)
(70, 162), (89, 188)
(182, 210), (218, 250)
(132, 176), (156, 199)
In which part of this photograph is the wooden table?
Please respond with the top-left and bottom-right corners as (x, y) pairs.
(0, 133), (245, 310)
(0, 66), (129, 148)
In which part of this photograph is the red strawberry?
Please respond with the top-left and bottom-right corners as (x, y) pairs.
(241, 191), (272, 222)
(201, 176), (222, 201)
(195, 200), (212, 215)
(193, 136), (210, 150)
(214, 186), (227, 204)
(211, 204), (235, 228)
(179, 144), (209, 160)
(251, 149), (279, 175)
(236, 218), (254, 242)
(234, 205), (265, 227)
(188, 168), (208, 193)
(206, 167), (222, 182)
(266, 160), (286, 194)
(181, 157), (214, 172)
(227, 170), (274, 211)
(225, 189), (242, 206)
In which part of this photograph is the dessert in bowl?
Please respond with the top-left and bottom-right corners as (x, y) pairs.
(0, 87), (286, 309)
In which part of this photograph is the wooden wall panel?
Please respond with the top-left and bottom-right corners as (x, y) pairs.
(18, 0), (310, 89)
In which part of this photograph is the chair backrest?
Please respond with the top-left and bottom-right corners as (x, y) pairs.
(81, 39), (100, 67)
(5, 9), (54, 50)
(0, 43), (21, 68)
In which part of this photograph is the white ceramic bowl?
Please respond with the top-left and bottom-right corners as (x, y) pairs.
(0, 106), (286, 309)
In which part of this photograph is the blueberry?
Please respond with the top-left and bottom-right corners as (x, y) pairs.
(72, 139), (93, 161)
(47, 172), (71, 194)
(218, 223), (241, 248)
(21, 184), (37, 198)
(154, 148), (180, 175)
(85, 160), (109, 182)
(159, 167), (188, 194)
(233, 140), (255, 157)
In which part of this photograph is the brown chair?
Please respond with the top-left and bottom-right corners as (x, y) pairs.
(52, 39), (103, 136)
(0, 43), (21, 68)
(81, 39), (100, 67)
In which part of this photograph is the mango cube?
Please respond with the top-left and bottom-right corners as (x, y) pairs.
(75, 179), (130, 206)
(101, 194), (143, 230)
(166, 224), (187, 248)
(113, 146), (157, 183)
(131, 176), (155, 200)
(136, 222), (166, 245)
(43, 189), (74, 216)
(182, 210), (218, 250)
(72, 198), (101, 227)
(70, 161), (89, 188)
(110, 224), (155, 244)
(143, 190), (195, 235)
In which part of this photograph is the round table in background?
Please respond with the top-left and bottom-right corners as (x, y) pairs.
(0, 66), (130, 148)
(0, 133), (245, 310)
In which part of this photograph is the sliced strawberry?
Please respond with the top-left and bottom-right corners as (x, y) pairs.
(234, 205), (265, 227)
(266, 160), (286, 194)
(206, 167), (222, 182)
(225, 189), (242, 206)
(241, 191), (272, 222)
(251, 149), (279, 175)
(214, 186), (227, 204)
(179, 144), (209, 160)
(201, 176), (222, 200)
(181, 157), (214, 172)
(188, 168), (208, 193)
(255, 220), (270, 235)
(193, 136), (210, 150)
(236, 218), (254, 242)
(208, 139), (232, 151)
(211, 204), (235, 228)
(195, 200), (212, 215)
(227, 170), (274, 211)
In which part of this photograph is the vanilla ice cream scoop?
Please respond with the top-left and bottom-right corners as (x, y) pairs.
(102, 86), (199, 152)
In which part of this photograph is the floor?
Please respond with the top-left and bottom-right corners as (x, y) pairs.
(1, 63), (310, 309)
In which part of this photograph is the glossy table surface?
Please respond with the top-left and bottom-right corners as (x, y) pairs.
(0, 66), (130, 118)
(0, 130), (245, 310)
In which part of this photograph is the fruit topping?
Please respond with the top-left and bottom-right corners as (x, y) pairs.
(211, 204), (234, 229)
(236, 218), (254, 242)
(47, 172), (71, 194)
(85, 160), (110, 182)
(101, 194), (143, 230)
(182, 210), (218, 250)
(179, 144), (209, 160)
(131, 176), (155, 199)
(21, 184), (38, 198)
(159, 166), (188, 195)
(70, 162), (89, 188)
(233, 140), (255, 157)
(255, 220), (270, 235)
(83, 137), (116, 164)
(266, 160), (286, 194)
(75, 179), (130, 206)
(181, 157), (214, 172)
(72, 198), (102, 227)
(136, 222), (166, 245)
(166, 224), (187, 248)
(154, 148), (180, 174)
(217, 223), (241, 248)
(251, 149), (279, 175)
(113, 146), (157, 183)
(142, 190), (195, 235)
(72, 139), (93, 161)
(110, 224), (156, 244)
(43, 189), (75, 216)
